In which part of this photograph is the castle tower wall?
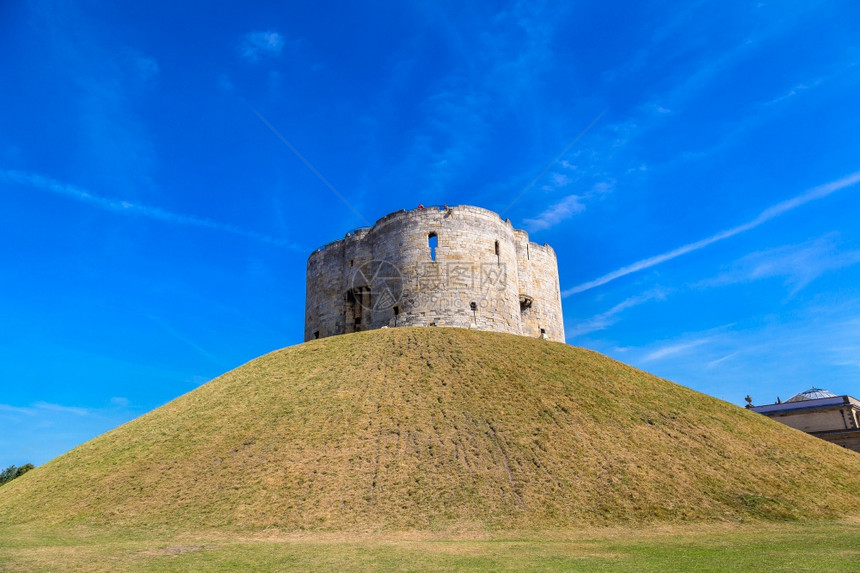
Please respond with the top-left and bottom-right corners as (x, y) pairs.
(304, 205), (565, 342)
(513, 230), (537, 334)
(524, 242), (564, 342)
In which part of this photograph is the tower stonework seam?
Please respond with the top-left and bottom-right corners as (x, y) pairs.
(304, 205), (565, 343)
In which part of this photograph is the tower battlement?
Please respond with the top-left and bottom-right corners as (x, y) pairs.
(304, 205), (564, 342)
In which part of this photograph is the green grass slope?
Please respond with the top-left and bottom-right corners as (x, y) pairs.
(2, 328), (859, 532)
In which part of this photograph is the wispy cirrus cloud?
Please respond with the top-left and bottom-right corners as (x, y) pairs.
(566, 288), (668, 338)
(621, 303), (860, 403)
(698, 235), (860, 295)
(147, 314), (227, 367)
(706, 352), (740, 369)
(0, 399), (138, 466)
(568, 236), (860, 342)
(762, 60), (857, 107)
(120, 50), (160, 82)
(563, 169), (860, 296)
(0, 404), (34, 416)
(240, 31), (285, 62)
(641, 337), (712, 363)
(386, 3), (593, 206)
(32, 402), (90, 416)
(524, 194), (586, 232)
(1, 169), (300, 249)
(0, 402), (89, 417)
(132, 55), (159, 81)
(764, 82), (814, 106)
(524, 180), (613, 232)
(544, 172), (572, 189)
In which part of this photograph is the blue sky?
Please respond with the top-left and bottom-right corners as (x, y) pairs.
(2, 1), (859, 467)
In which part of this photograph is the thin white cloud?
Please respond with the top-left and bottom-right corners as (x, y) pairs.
(524, 194), (585, 231)
(566, 289), (667, 338)
(2, 170), (300, 249)
(147, 314), (226, 367)
(525, 180), (614, 232)
(389, 3), (576, 202)
(119, 49), (160, 82)
(706, 352), (740, 369)
(0, 400), (139, 465)
(698, 235), (860, 295)
(133, 55), (159, 81)
(762, 60), (857, 107)
(240, 31), (285, 62)
(764, 83), (812, 106)
(563, 170), (860, 296)
(32, 402), (90, 416)
(633, 307), (860, 399)
(549, 172), (571, 188)
(0, 402), (89, 417)
(217, 73), (234, 92)
(642, 338), (711, 362)
(0, 404), (33, 416)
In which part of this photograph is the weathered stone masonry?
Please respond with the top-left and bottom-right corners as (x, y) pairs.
(304, 205), (565, 342)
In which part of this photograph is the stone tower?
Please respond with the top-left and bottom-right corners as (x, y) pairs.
(304, 205), (565, 342)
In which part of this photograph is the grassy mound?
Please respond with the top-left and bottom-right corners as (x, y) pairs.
(1, 327), (858, 531)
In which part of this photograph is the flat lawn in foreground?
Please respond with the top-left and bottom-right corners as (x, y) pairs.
(1, 521), (858, 572)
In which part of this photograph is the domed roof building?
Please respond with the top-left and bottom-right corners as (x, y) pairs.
(751, 388), (860, 453)
(785, 387), (839, 403)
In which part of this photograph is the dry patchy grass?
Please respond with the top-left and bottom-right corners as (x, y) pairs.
(1, 328), (858, 533)
(1, 521), (859, 572)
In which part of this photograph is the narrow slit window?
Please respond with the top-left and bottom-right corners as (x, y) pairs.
(428, 232), (438, 261)
(494, 240), (500, 256)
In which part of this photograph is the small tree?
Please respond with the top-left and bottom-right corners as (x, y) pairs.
(0, 464), (34, 486)
(0, 465), (17, 485)
(15, 464), (34, 478)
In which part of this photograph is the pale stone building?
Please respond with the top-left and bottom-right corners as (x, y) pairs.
(751, 388), (860, 453)
(305, 205), (565, 343)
